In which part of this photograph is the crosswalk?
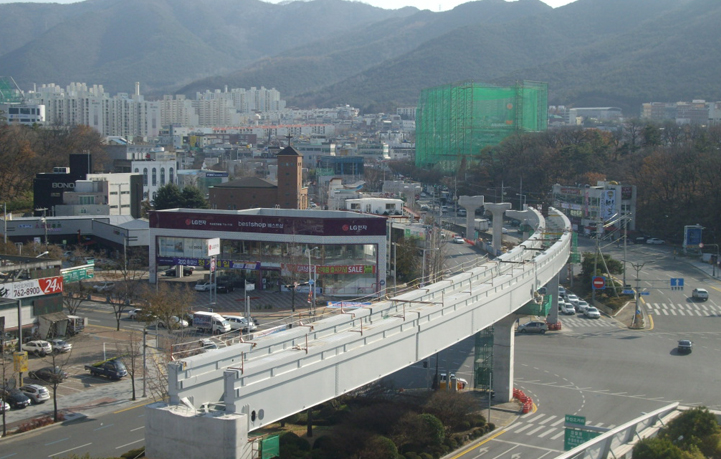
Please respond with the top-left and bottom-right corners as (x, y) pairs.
(505, 412), (615, 441)
(647, 302), (720, 317)
(560, 316), (614, 328)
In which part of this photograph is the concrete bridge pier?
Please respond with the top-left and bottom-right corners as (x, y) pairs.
(485, 203), (512, 255)
(458, 195), (485, 240)
(546, 274), (560, 324)
(492, 315), (516, 403)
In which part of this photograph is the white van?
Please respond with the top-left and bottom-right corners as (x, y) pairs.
(223, 315), (257, 332)
(192, 311), (231, 334)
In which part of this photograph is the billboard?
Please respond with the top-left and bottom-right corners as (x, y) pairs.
(684, 225), (703, 248)
(0, 276), (64, 299)
(601, 189), (616, 221)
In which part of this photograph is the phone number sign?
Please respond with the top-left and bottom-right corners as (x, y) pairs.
(0, 276), (64, 299)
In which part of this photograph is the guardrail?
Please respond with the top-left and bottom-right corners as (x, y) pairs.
(554, 403), (681, 459)
(164, 208), (571, 430)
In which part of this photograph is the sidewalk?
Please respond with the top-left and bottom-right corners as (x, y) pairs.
(1, 325), (153, 437)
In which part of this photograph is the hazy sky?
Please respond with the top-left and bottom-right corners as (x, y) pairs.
(0, 0), (578, 10)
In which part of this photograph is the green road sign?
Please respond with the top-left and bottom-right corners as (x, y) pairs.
(61, 265), (95, 283)
(565, 414), (586, 425)
(564, 428), (600, 450)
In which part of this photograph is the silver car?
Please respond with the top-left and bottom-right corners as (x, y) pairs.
(20, 384), (50, 404)
(518, 321), (548, 334)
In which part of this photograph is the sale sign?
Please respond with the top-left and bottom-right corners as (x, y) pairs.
(0, 276), (64, 299)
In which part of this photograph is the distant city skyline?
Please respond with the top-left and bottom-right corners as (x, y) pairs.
(0, 0), (577, 9)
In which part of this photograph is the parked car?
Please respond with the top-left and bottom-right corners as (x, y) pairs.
(518, 321), (548, 334)
(93, 282), (116, 292)
(194, 281), (214, 292)
(453, 236), (465, 244)
(217, 282), (234, 294)
(128, 308), (143, 320)
(200, 338), (226, 350)
(457, 209), (467, 217)
(677, 339), (693, 354)
(440, 373), (469, 390)
(164, 266), (195, 276)
(85, 358), (128, 380)
(0, 400), (9, 413)
(558, 286), (566, 299)
(20, 384), (50, 404)
(502, 227), (510, 234)
(22, 340), (53, 356)
(692, 288), (709, 301)
(50, 338), (72, 353)
(158, 316), (189, 329)
(420, 205), (430, 212)
(584, 307), (601, 319)
(646, 238), (665, 245)
(29, 366), (69, 383)
(1, 389), (31, 409)
(576, 300), (590, 313)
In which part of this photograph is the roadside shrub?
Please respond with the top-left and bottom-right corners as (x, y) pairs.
(419, 453), (433, 459)
(486, 422), (496, 432)
(279, 431), (311, 459)
(403, 452), (420, 459)
(16, 413), (66, 433)
(455, 420), (471, 432)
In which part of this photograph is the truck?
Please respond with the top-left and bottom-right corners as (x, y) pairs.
(85, 357), (128, 380)
(192, 311), (231, 334)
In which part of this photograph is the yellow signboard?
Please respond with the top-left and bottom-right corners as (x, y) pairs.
(13, 351), (28, 373)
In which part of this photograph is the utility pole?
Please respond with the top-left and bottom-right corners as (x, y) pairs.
(630, 262), (646, 328)
(623, 213), (628, 288)
(591, 220), (601, 305)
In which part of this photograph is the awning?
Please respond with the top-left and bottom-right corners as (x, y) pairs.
(39, 311), (69, 324)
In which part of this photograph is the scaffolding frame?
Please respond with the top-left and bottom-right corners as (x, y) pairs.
(416, 80), (548, 171)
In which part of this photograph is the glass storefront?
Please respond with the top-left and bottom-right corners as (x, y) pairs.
(157, 237), (378, 296)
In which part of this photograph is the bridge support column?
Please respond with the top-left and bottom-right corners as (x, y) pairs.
(492, 315), (516, 403)
(458, 195), (485, 240)
(547, 275), (560, 324)
(485, 203), (512, 256)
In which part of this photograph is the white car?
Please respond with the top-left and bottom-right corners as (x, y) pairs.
(23, 340), (53, 356)
(93, 282), (116, 292)
(576, 300), (590, 313)
(49, 338), (72, 353)
(584, 307), (601, 319)
(691, 288), (709, 301)
(158, 316), (189, 329)
(0, 400), (9, 413)
(502, 227), (510, 234)
(560, 302), (576, 315)
(558, 286), (566, 299)
(566, 294), (580, 309)
(646, 238), (664, 244)
(223, 315), (257, 332)
(194, 282), (215, 292)
(20, 384), (50, 404)
(128, 308), (143, 320)
(453, 236), (465, 244)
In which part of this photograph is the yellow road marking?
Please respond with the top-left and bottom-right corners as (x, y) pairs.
(113, 400), (154, 414)
(447, 429), (507, 459)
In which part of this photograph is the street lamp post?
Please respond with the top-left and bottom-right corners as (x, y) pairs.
(307, 246), (319, 315)
(35, 207), (48, 246)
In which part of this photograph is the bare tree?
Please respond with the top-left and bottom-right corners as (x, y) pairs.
(33, 349), (73, 422)
(63, 282), (89, 316)
(1, 340), (18, 437)
(118, 330), (143, 401)
(138, 282), (195, 330)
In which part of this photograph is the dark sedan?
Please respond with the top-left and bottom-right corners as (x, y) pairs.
(677, 340), (693, 354)
(28, 366), (69, 383)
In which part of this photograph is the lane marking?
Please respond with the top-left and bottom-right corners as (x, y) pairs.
(94, 423), (114, 431)
(538, 415), (557, 424)
(537, 428), (557, 438)
(130, 426), (145, 432)
(526, 425), (546, 435)
(491, 446), (518, 459)
(514, 424), (534, 433)
(115, 439), (145, 450)
(0, 454), (18, 459)
(551, 430), (566, 440)
(44, 438), (69, 446)
(113, 400), (154, 414)
(446, 429), (506, 459)
(551, 418), (565, 427)
(49, 443), (93, 458)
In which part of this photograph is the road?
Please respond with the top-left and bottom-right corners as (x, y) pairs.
(0, 401), (148, 459)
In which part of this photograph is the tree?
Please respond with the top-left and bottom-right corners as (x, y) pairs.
(181, 186), (209, 209)
(660, 407), (721, 457)
(36, 349), (73, 422)
(1, 342), (17, 436)
(137, 282), (195, 330)
(632, 437), (689, 459)
(63, 281), (89, 316)
(118, 330), (144, 401)
(153, 184), (209, 210)
(153, 183), (184, 210)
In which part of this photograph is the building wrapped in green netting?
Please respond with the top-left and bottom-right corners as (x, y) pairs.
(415, 80), (548, 170)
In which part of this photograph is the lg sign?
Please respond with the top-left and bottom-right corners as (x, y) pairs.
(343, 224), (368, 232)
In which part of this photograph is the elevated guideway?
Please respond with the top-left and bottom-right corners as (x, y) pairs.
(146, 207), (572, 459)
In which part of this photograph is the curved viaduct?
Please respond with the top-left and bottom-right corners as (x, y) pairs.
(146, 207), (572, 459)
